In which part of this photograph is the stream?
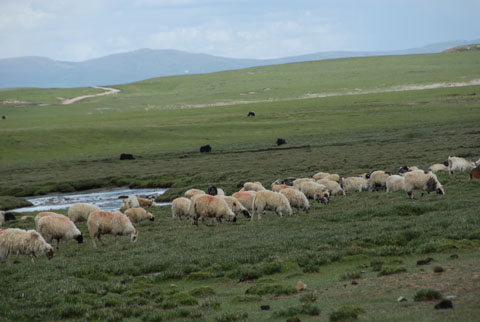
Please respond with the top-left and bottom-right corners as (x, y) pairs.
(10, 187), (169, 213)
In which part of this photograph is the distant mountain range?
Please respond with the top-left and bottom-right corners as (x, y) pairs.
(1, 39), (479, 88)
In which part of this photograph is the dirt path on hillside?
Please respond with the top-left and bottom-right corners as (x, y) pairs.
(60, 86), (120, 105)
(178, 78), (480, 109)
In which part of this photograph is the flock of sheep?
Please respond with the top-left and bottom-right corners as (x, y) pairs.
(0, 156), (478, 264)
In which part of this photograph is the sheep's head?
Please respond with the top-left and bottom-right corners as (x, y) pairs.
(45, 247), (54, 260)
(427, 177), (444, 195)
(130, 229), (138, 243)
(75, 234), (84, 244)
(148, 212), (155, 221)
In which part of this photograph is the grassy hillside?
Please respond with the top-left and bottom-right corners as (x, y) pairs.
(0, 52), (479, 321)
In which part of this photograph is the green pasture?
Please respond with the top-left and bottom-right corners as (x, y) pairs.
(0, 51), (480, 321)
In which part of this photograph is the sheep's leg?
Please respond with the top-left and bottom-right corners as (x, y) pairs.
(56, 238), (60, 250)
(115, 235), (119, 245)
(407, 191), (414, 200)
(30, 252), (37, 263)
(97, 234), (106, 246)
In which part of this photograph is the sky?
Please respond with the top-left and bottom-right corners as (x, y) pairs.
(1, 0), (479, 62)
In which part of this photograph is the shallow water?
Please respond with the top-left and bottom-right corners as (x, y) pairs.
(10, 187), (169, 213)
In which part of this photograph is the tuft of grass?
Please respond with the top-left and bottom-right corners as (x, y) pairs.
(230, 295), (262, 303)
(329, 305), (366, 321)
(340, 271), (362, 281)
(245, 284), (298, 296)
(377, 266), (407, 277)
(414, 289), (443, 302)
(215, 312), (248, 322)
(190, 286), (216, 298)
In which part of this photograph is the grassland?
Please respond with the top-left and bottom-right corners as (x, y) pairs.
(0, 52), (480, 321)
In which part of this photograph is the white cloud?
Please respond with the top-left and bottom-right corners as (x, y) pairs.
(0, 1), (51, 30)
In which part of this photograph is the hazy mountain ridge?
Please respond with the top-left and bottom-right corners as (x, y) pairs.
(1, 39), (479, 89)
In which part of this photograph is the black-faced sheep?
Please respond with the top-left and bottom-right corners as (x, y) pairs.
(403, 170), (445, 199)
(87, 211), (138, 248)
(341, 176), (369, 192)
(316, 179), (345, 196)
(0, 228), (54, 263)
(207, 186), (225, 196)
(124, 208), (155, 224)
(37, 215), (83, 249)
(231, 191), (256, 211)
(190, 195), (236, 225)
(386, 175), (405, 193)
(279, 188), (310, 213)
(252, 190), (292, 219)
(398, 166), (420, 174)
(171, 197), (192, 221)
(184, 189), (206, 199)
(0, 211), (16, 228)
(68, 203), (101, 223)
(220, 196), (251, 219)
(448, 156), (476, 174)
(297, 181), (330, 204)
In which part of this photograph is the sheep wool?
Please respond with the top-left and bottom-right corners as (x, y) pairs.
(220, 196), (251, 219)
(367, 170), (391, 191)
(448, 156), (476, 174)
(68, 203), (101, 223)
(184, 189), (206, 199)
(341, 177), (369, 192)
(231, 191), (256, 211)
(280, 188), (310, 213)
(124, 207), (155, 224)
(240, 181), (266, 192)
(252, 190), (292, 219)
(312, 172), (330, 180)
(297, 181), (330, 204)
(137, 197), (158, 208)
(271, 184), (297, 193)
(35, 212), (66, 230)
(123, 195), (140, 209)
(316, 179), (345, 196)
(386, 175), (405, 193)
(0, 228), (54, 263)
(428, 163), (448, 173)
(87, 211), (138, 248)
(37, 215), (83, 249)
(191, 195), (236, 225)
(171, 197), (192, 221)
(403, 170), (445, 199)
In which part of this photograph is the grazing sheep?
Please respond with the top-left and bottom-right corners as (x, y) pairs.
(428, 163), (448, 173)
(367, 170), (391, 191)
(207, 186), (226, 196)
(34, 212), (66, 230)
(312, 172), (330, 180)
(272, 177), (296, 186)
(279, 188), (310, 213)
(341, 176), (369, 192)
(271, 183), (298, 192)
(68, 203), (101, 223)
(448, 156), (476, 174)
(231, 191), (256, 211)
(37, 216), (83, 249)
(469, 167), (480, 180)
(200, 144), (212, 153)
(403, 170), (445, 199)
(297, 181), (330, 204)
(252, 190), (292, 219)
(398, 166), (420, 174)
(386, 175), (405, 192)
(0, 211), (16, 228)
(171, 197), (192, 221)
(316, 179), (345, 196)
(87, 211), (138, 248)
(240, 181), (266, 192)
(220, 196), (251, 219)
(191, 195), (236, 225)
(124, 208), (155, 224)
(0, 228), (54, 263)
(277, 138), (287, 146)
(137, 197), (158, 208)
(122, 195), (140, 210)
(292, 178), (315, 187)
(184, 189), (206, 199)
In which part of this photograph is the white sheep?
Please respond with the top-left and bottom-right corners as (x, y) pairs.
(68, 203), (101, 223)
(316, 179), (346, 196)
(184, 189), (206, 199)
(37, 215), (83, 249)
(428, 163), (448, 173)
(220, 196), (251, 219)
(367, 170), (391, 191)
(312, 172), (330, 180)
(171, 197), (192, 221)
(297, 181), (330, 204)
(34, 211), (65, 229)
(137, 197), (158, 207)
(279, 188), (310, 213)
(271, 183), (297, 192)
(87, 211), (138, 248)
(240, 181), (266, 192)
(190, 195), (236, 225)
(386, 175), (405, 193)
(403, 170), (445, 199)
(397, 166), (420, 174)
(448, 156), (476, 174)
(122, 195), (140, 209)
(231, 191), (256, 211)
(252, 190), (292, 220)
(0, 228), (54, 263)
(292, 178), (315, 187)
(341, 176), (369, 192)
(124, 208), (155, 224)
